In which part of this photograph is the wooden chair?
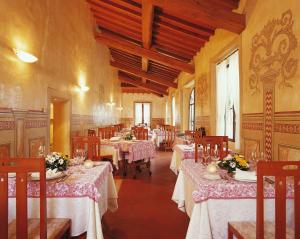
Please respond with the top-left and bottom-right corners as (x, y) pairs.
(0, 157), (71, 239)
(72, 136), (113, 162)
(162, 126), (176, 151)
(98, 127), (114, 139)
(228, 161), (299, 239)
(202, 136), (229, 159)
(134, 128), (148, 140)
(87, 129), (96, 136)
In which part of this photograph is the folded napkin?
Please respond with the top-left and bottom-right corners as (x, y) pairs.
(235, 168), (257, 181)
(31, 169), (58, 179)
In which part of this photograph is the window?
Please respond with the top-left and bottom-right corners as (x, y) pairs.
(188, 88), (195, 130)
(216, 50), (240, 148)
(134, 102), (151, 125)
(172, 96), (176, 126)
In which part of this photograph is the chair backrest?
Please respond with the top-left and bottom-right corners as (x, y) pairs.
(71, 136), (88, 158)
(0, 158), (47, 239)
(161, 124), (170, 131)
(134, 128), (148, 140)
(98, 127), (114, 139)
(202, 136), (228, 159)
(86, 136), (101, 160)
(72, 136), (100, 160)
(164, 126), (176, 148)
(87, 129), (96, 136)
(256, 161), (300, 239)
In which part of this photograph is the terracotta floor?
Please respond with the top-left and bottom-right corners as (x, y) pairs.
(102, 151), (189, 239)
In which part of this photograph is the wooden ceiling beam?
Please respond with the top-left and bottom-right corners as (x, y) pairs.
(95, 31), (194, 74)
(87, 0), (141, 21)
(156, 19), (210, 41)
(154, 23), (207, 44)
(90, 4), (141, 24)
(142, 58), (149, 72)
(153, 36), (198, 53)
(95, 15), (141, 34)
(92, 11), (141, 30)
(153, 43), (195, 58)
(156, 13), (214, 37)
(97, 24), (141, 42)
(152, 0), (245, 34)
(154, 30), (204, 49)
(108, 0), (142, 13)
(119, 72), (168, 95)
(151, 46), (191, 62)
(121, 87), (164, 97)
(111, 60), (177, 88)
(141, 0), (154, 74)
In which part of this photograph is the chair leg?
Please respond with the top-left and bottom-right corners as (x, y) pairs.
(147, 159), (152, 176)
(228, 223), (234, 239)
(131, 162), (137, 179)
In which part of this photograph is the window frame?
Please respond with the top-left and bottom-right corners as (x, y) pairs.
(134, 101), (152, 126)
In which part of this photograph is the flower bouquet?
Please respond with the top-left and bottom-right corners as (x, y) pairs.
(218, 154), (249, 173)
(124, 132), (134, 141)
(45, 152), (68, 172)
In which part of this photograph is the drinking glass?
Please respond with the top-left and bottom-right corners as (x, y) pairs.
(38, 145), (45, 157)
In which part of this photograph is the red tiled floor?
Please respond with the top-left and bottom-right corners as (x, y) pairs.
(102, 151), (189, 239)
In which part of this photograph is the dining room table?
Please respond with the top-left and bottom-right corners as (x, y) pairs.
(170, 144), (202, 175)
(8, 161), (118, 239)
(101, 139), (156, 175)
(172, 159), (295, 239)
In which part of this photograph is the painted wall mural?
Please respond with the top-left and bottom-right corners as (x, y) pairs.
(249, 10), (298, 94)
(196, 74), (208, 103)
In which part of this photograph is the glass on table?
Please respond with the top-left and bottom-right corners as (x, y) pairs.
(72, 149), (87, 165)
(38, 145), (46, 157)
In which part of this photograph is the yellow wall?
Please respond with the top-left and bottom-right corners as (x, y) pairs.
(0, 0), (121, 156)
(168, 0), (300, 159)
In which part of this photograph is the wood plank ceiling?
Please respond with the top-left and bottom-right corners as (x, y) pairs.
(87, 0), (245, 97)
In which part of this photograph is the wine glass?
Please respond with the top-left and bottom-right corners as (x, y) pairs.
(212, 147), (220, 165)
(38, 145), (45, 157)
(202, 146), (210, 165)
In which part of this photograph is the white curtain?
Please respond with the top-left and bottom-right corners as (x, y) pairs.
(143, 103), (151, 125)
(172, 96), (176, 126)
(135, 103), (142, 125)
(216, 60), (227, 136)
(216, 50), (240, 150)
(228, 51), (240, 149)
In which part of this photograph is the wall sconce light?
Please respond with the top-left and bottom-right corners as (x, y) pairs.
(106, 102), (116, 106)
(13, 48), (38, 63)
(78, 85), (90, 92)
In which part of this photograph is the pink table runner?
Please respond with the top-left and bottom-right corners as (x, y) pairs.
(181, 159), (294, 203)
(101, 140), (155, 163)
(120, 140), (156, 163)
(8, 162), (113, 202)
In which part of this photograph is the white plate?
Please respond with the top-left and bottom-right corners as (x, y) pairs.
(202, 173), (221, 180)
(31, 172), (64, 181)
(234, 177), (256, 182)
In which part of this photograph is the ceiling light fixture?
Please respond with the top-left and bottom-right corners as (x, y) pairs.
(13, 48), (38, 63)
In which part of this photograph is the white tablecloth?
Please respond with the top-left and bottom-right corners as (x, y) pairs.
(172, 170), (294, 239)
(9, 172), (118, 239)
(170, 144), (192, 175)
(101, 144), (121, 168)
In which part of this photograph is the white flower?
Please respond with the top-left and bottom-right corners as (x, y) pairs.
(230, 162), (236, 168)
(59, 159), (64, 165)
